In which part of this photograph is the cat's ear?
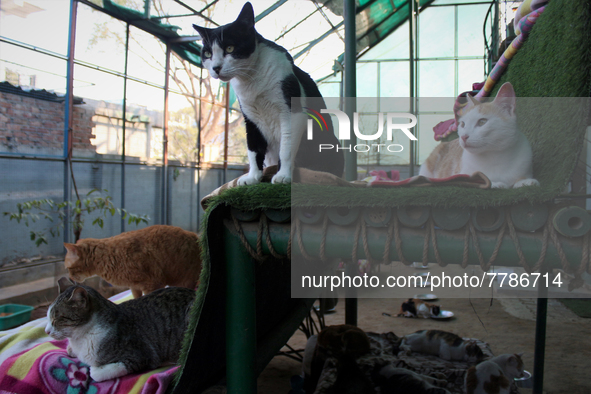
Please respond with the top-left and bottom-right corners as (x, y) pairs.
(69, 286), (88, 307)
(464, 93), (479, 111)
(235, 2), (255, 29)
(64, 243), (78, 256)
(192, 24), (210, 41)
(57, 276), (75, 294)
(63, 243), (79, 268)
(494, 82), (516, 116)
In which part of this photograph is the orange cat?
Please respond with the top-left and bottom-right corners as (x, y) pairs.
(64, 225), (202, 298)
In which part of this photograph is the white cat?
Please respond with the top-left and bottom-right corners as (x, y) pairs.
(399, 330), (485, 363)
(419, 82), (539, 189)
(193, 2), (343, 185)
(464, 353), (526, 394)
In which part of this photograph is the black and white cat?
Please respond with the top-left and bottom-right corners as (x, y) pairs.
(193, 2), (344, 185)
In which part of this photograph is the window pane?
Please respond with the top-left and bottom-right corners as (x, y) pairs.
(418, 7), (454, 58)
(0, 0), (70, 55)
(1, 43), (67, 93)
(127, 26), (166, 86)
(458, 59), (485, 93)
(75, 2), (127, 73)
(418, 60), (455, 97)
(458, 4), (490, 57)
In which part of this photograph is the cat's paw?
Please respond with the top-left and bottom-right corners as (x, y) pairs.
(67, 344), (76, 358)
(238, 173), (263, 186)
(491, 181), (509, 189)
(90, 362), (128, 382)
(271, 173), (292, 184)
(513, 178), (540, 188)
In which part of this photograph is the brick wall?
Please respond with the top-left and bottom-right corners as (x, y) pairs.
(0, 91), (96, 155)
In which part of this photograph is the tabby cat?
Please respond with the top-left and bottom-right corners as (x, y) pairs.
(465, 353), (525, 394)
(193, 2), (344, 185)
(419, 82), (539, 188)
(397, 298), (441, 318)
(45, 277), (195, 382)
(399, 330), (484, 362)
(64, 225), (201, 298)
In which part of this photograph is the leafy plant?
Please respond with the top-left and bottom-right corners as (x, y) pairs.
(3, 189), (150, 246)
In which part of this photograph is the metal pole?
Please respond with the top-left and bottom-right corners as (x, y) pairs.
(121, 23), (129, 234)
(343, 0), (357, 182)
(162, 45), (171, 225)
(223, 83), (230, 184)
(409, 0), (416, 176)
(63, 0), (77, 244)
(344, 0), (358, 326)
(533, 273), (548, 394)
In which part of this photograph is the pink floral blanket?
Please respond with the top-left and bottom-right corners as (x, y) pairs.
(0, 290), (177, 394)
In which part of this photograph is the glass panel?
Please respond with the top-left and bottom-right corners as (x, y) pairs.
(295, 31), (344, 81)
(0, 0), (70, 55)
(379, 61), (410, 99)
(0, 43), (67, 93)
(75, 2), (127, 73)
(0, 158), (65, 262)
(361, 20), (410, 60)
(127, 26), (166, 86)
(458, 59), (486, 93)
(125, 80), (165, 161)
(458, 4), (490, 57)
(168, 91), (200, 165)
(70, 161), (123, 238)
(0, 50), (67, 156)
(357, 62), (377, 97)
(168, 166), (200, 232)
(418, 6), (454, 58)
(124, 163), (161, 225)
(418, 60), (455, 97)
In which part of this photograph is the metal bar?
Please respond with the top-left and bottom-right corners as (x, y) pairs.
(275, 8), (320, 41)
(255, 0), (289, 22)
(224, 226), (257, 394)
(344, 0), (357, 182)
(313, 0), (344, 42)
(121, 23), (130, 234)
(409, 0), (416, 176)
(63, 0), (78, 245)
(173, 0), (219, 26)
(200, 0), (219, 14)
(344, 0), (358, 327)
(223, 83), (230, 184)
(533, 277), (549, 393)
(143, 0), (150, 19)
(162, 45), (171, 225)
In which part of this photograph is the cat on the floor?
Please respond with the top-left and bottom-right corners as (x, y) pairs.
(465, 353), (525, 394)
(45, 277), (195, 382)
(397, 298), (441, 318)
(193, 2), (344, 185)
(373, 364), (451, 394)
(419, 82), (539, 188)
(64, 225), (201, 298)
(399, 330), (484, 362)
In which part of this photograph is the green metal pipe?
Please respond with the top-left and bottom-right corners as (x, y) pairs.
(225, 226), (257, 394)
(344, 0), (357, 182)
(228, 220), (588, 270)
